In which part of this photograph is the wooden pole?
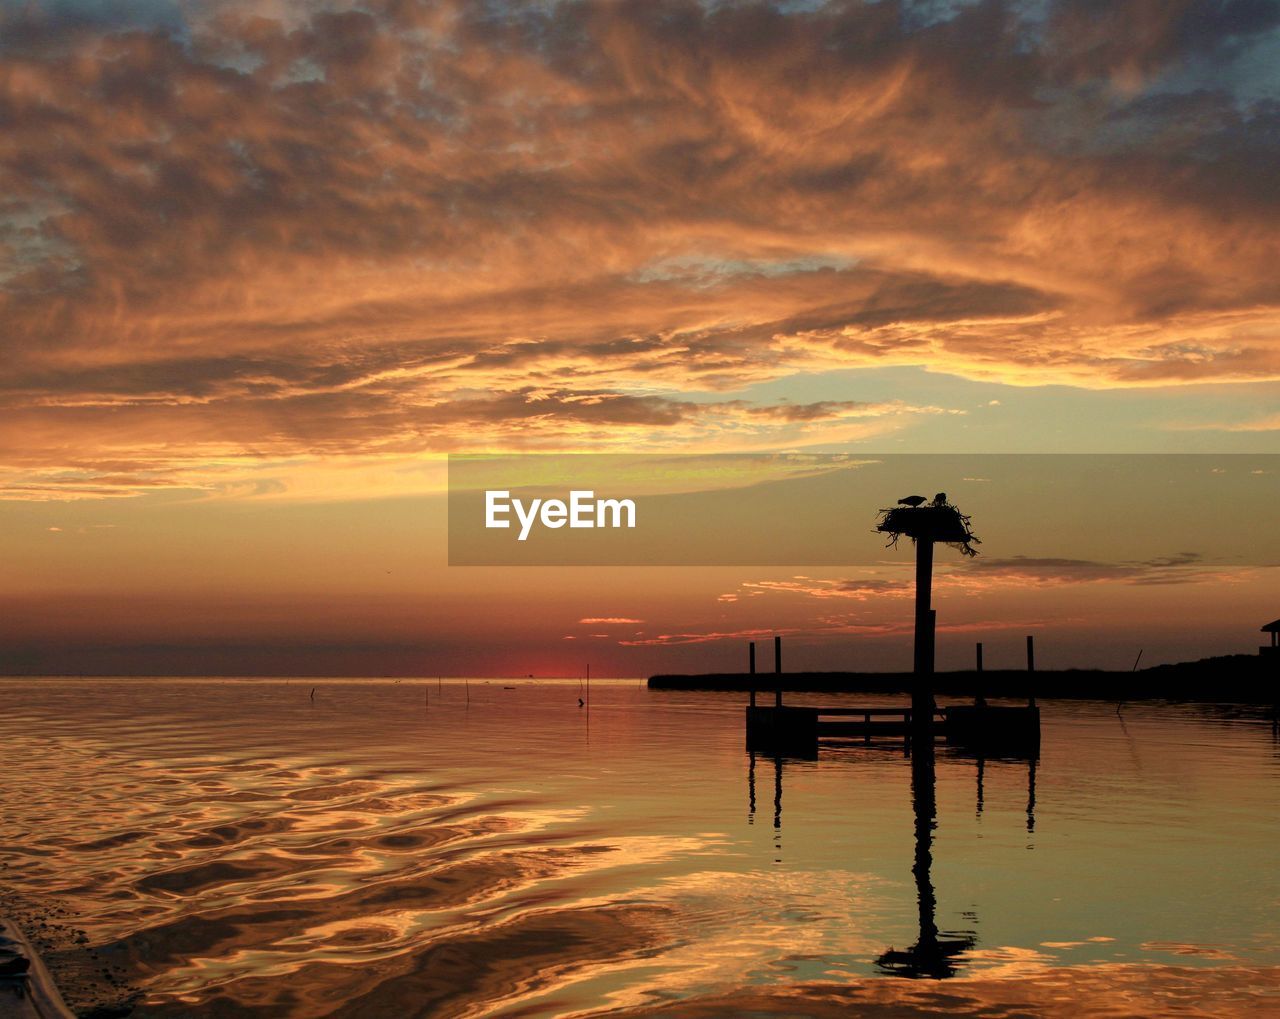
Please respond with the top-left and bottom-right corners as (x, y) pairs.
(774, 635), (782, 708)
(749, 641), (756, 708)
(975, 642), (986, 707)
(914, 540), (935, 675)
(1026, 635), (1036, 708)
(912, 539), (935, 742)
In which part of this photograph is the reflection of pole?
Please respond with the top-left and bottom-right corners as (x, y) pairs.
(747, 751), (757, 822)
(879, 730), (975, 978)
(1026, 756), (1037, 834)
(913, 539), (935, 740)
(772, 755), (783, 863)
(912, 738), (938, 953)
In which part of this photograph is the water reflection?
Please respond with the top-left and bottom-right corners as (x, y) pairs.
(748, 741), (1043, 981)
(4, 682), (1279, 1017)
(746, 753), (785, 862)
(876, 741), (975, 978)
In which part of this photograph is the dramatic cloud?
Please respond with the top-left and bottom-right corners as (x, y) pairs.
(725, 576), (914, 601)
(946, 552), (1246, 588)
(719, 554), (1248, 604)
(3, 0), (1279, 496)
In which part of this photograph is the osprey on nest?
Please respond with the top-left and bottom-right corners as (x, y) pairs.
(897, 495), (927, 507)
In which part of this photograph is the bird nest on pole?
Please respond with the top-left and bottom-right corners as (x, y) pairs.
(876, 493), (980, 556)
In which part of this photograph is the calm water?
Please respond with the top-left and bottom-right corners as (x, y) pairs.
(1, 679), (1278, 1017)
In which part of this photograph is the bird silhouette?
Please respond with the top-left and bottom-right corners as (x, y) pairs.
(933, 492), (947, 506)
(898, 495), (927, 507)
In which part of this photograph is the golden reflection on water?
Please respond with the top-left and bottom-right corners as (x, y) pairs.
(1, 679), (1278, 1017)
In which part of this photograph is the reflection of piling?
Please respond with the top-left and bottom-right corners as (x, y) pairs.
(912, 739), (938, 954)
(1026, 756), (1037, 834)
(772, 754), (783, 863)
(876, 737), (975, 978)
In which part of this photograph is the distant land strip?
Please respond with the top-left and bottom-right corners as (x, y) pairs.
(648, 655), (1278, 704)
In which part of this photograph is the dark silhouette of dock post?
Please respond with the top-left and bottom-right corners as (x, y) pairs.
(774, 635), (782, 708)
(749, 641), (756, 708)
(909, 539), (937, 745)
(974, 642), (986, 707)
(914, 538), (935, 675)
(1026, 636), (1036, 708)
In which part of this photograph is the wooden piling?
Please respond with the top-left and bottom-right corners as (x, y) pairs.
(912, 540), (936, 744)
(913, 540), (935, 675)
(975, 642), (986, 707)
(749, 641), (756, 708)
(1026, 636), (1036, 707)
(774, 635), (782, 708)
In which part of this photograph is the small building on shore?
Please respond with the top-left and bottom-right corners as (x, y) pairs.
(1263, 619), (1280, 656)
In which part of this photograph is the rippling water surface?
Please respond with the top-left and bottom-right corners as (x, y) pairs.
(2, 679), (1278, 1017)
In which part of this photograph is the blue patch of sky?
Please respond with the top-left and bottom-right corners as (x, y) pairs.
(666, 366), (1280, 452)
(629, 253), (859, 288)
(23, 0), (187, 36)
(1153, 26), (1280, 108)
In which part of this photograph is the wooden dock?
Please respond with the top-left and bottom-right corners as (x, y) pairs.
(746, 703), (1039, 756)
(816, 706), (943, 739)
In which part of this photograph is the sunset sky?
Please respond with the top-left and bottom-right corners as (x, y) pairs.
(2, 0), (1278, 675)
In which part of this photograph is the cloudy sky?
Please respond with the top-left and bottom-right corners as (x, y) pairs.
(2, 0), (1278, 674)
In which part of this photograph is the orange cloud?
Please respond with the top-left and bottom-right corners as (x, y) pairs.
(2, 1), (1279, 499)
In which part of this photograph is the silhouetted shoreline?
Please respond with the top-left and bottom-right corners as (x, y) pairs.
(650, 654), (1278, 703)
